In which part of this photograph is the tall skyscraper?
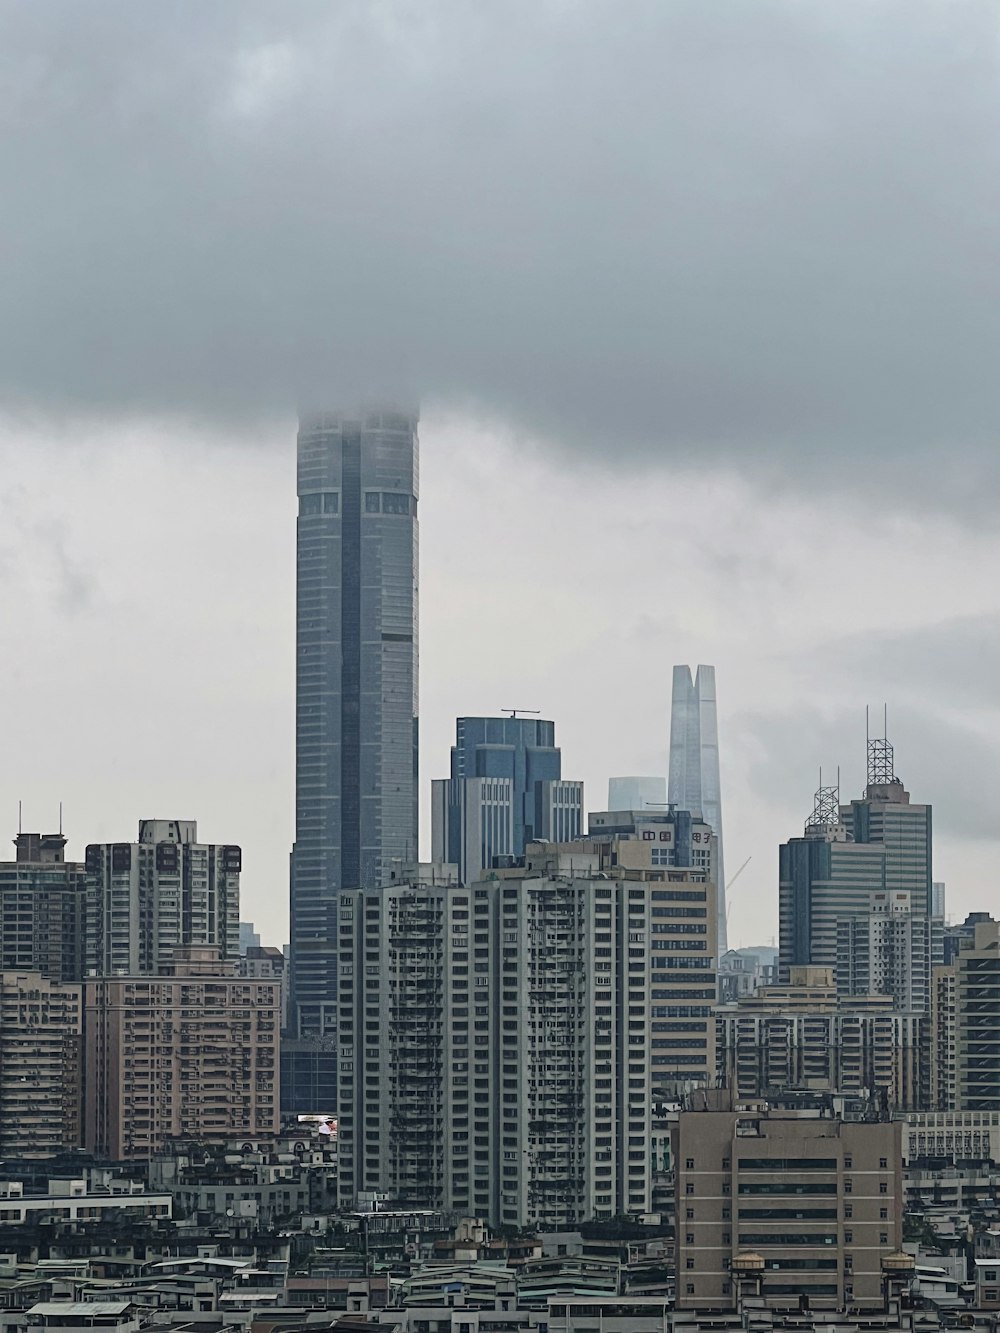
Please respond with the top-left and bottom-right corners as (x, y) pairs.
(668, 664), (726, 951)
(431, 716), (581, 884)
(290, 410), (419, 1040)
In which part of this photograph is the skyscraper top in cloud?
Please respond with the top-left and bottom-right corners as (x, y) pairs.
(668, 664), (726, 953)
(289, 409), (419, 1042)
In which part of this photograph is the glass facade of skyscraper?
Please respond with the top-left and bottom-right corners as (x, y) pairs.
(289, 409), (419, 1039)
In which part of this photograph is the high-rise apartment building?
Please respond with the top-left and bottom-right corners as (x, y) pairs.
(674, 1094), (902, 1311)
(607, 776), (667, 812)
(716, 966), (922, 1109)
(836, 891), (926, 1014)
(84, 820), (241, 977)
(0, 832), (84, 982)
(431, 716), (582, 884)
(932, 918), (1000, 1111)
(291, 409), (419, 1041)
(669, 665), (726, 952)
(336, 844), (716, 1226)
(0, 971), (82, 1159)
(84, 947), (280, 1158)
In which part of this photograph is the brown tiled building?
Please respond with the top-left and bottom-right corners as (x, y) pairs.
(674, 1092), (902, 1311)
(84, 947), (279, 1158)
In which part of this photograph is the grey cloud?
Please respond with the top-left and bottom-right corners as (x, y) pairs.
(809, 615), (1000, 711)
(2, 1), (1000, 503)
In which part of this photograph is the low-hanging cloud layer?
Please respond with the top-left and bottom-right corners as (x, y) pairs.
(3, 0), (1000, 497)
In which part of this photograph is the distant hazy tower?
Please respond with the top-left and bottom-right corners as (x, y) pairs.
(668, 664), (726, 951)
(290, 409), (419, 1039)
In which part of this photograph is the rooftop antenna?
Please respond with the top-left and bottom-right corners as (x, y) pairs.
(866, 703), (894, 789)
(59, 802), (63, 836)
(807, 766), (841, 831)
(17, 801), (21, 835)
(501, 708), (540, 719)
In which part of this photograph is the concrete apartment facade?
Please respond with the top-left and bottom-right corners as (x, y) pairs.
(0, 832), (84, 982)
(336, 839), (717, 1228)
(673, 1097), (903, 1311)
(83, 947), (280, 1158)
(715, 966), (922, 1109)
(932, 918), (1000, 1110)
(85, 820), (241, 977)
(0, 971), (82, 1159)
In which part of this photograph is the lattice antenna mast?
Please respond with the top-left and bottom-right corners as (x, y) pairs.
(806, 766), (841, 832)
(866, 703), (895, 789)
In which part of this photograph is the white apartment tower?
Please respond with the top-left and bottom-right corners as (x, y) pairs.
(85, 820), (241, 977)
(336, 843), (717, 1228)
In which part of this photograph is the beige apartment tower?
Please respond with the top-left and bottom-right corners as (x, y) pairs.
(674, 1095), (903, 1311)
(84, 947), (280, 1158)
(932, 918), (1000, 1111)
(0, 971), (82, 1159)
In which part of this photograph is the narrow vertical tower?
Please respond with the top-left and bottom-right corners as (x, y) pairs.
(668, 664), (727, 952)
(290, 408), (419, 1040)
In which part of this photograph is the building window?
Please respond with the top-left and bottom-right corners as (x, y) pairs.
(880, 1181), (888, 1194)
(685, 1183), (694, 1195)
(365, 492), (381, 512)
(685, 1259), (695, 1270)
(686, 1157), (695, 1169)
(879, 1157), (887, 1169)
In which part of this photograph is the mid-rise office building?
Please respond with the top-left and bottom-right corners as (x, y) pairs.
(716, 967), (921, 1109)
(336, 844), (717, 1227)
(432, 716), (582, 884)
(290, 409), (419, 1042)
(85, 820), (241, 977)
(0, 832), (84, 982)
(669, 664), (726, 951)
(0, 971), (82, 1159)
(780, 748), (932, 1013)
(673, 1093), (903, 1310)
(84, 947), (280, 1158)
(931, 918), (1000, 1111)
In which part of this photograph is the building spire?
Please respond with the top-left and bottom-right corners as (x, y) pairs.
(866, 704), (895, 790)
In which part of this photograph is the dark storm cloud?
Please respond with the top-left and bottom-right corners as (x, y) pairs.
(3, 1), (1000, 492)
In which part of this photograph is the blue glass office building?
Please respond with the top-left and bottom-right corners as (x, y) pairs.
(289, 409), (419, 1041)
(432, 717), (582, 884)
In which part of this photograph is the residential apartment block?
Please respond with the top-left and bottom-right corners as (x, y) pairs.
(0, 971), (83, 1159)
(85, 820), (241, 977)
(931, 918), (1000, 1111)
(716, 966), (922, 1109)
(83, 947), (280, 1158)
(336, 839), (717, 1227)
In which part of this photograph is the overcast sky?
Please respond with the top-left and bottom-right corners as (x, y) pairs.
(2, 1), (999, 945)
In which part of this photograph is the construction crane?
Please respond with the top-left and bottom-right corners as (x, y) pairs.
(725, 856), (752, 929)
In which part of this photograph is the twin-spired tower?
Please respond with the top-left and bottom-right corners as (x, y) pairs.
(668, 664), (727, 954)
